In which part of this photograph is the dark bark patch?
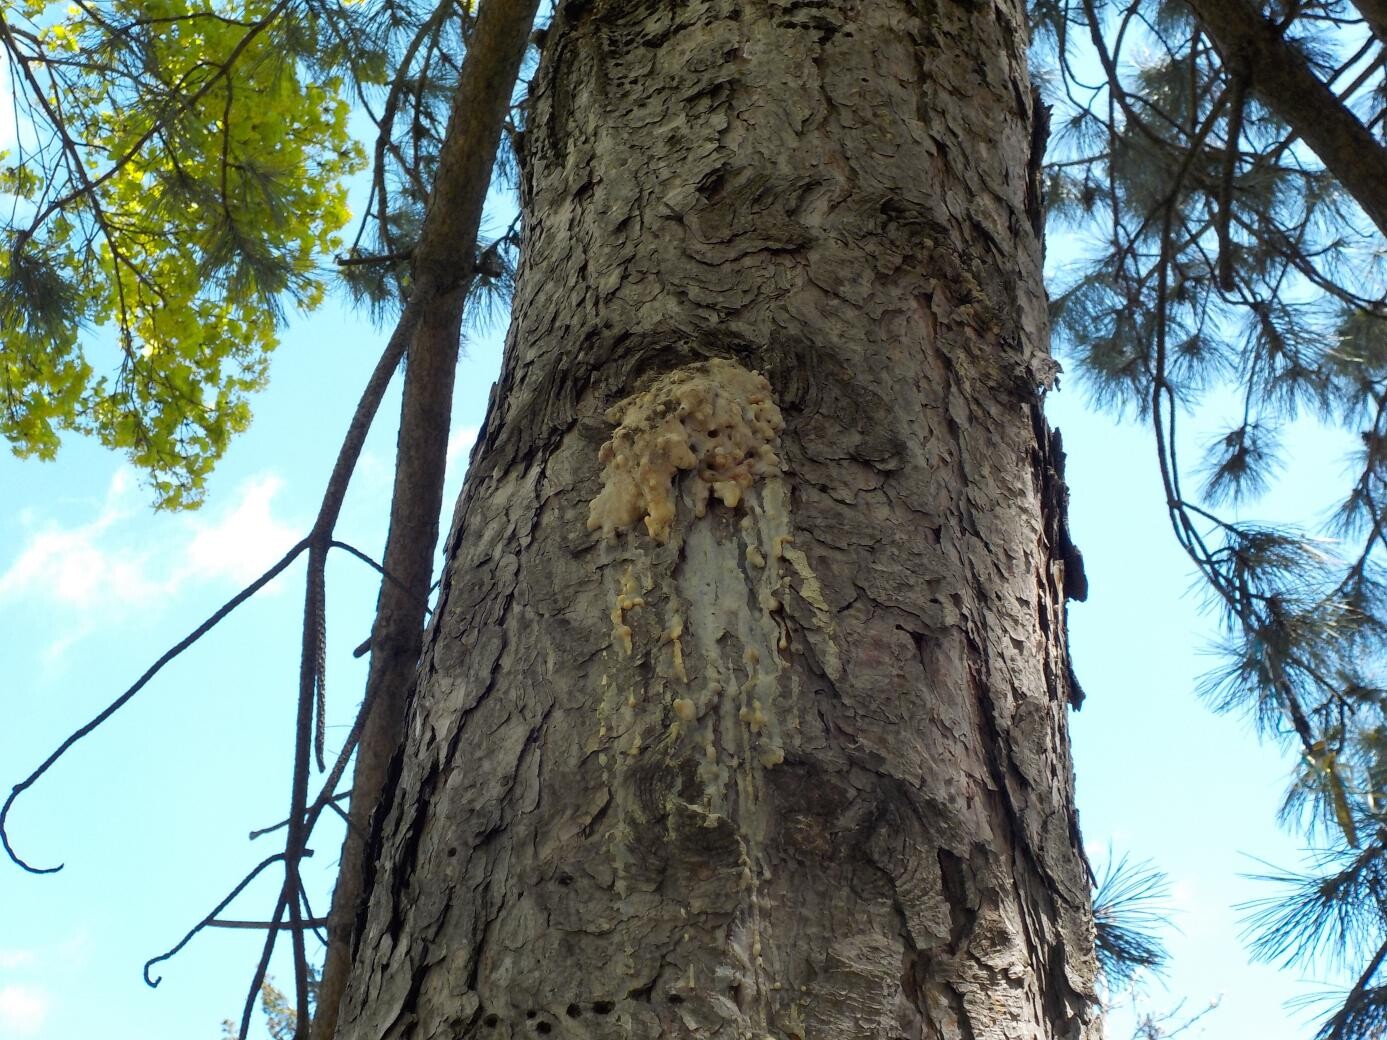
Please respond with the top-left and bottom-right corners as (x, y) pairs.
(937, 848), (980, 952)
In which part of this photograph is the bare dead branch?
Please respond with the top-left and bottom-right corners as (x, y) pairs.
(144, 852), (295, 987)
(207, 918), (330, 930)
(239, 888), (289, 1040)
(248, 792), (349, 842)
(329, 539), (434, 615)
(0, 538), (309, 874)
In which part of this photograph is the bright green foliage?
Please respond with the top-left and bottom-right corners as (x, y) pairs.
(219, 971), (316, 1040)
(0, 0), (519, 506)
(0, 1), (367, 507)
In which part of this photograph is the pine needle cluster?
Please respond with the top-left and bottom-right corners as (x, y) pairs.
(1034, 2), (1387, 1034)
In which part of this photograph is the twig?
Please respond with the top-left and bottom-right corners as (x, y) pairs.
(239, 888), (289, 1040)
(247, 792), (349, 842)
(324, 797), (364, 840)
(334, 250), (414, 267)
(299, 885), (329, 948)
(329, 540), (434, 615)
(144, 852), (294, 986)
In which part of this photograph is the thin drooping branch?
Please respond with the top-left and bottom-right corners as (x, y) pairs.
(133, 520), (391, 1005)
(270, 273), (430, 1040)
(240, 888), (290, 1040)
(286, 541), (319, 1031)
(328, 539), (435, 615)
(311, 2), (542, 1036)
(1184, 0), (1387, 238)
(228, 614), (375, 1040)
(0, 538), (309, 874)
(143, 853), (292, 986)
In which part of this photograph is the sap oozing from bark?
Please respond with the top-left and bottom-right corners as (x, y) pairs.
(335, 3), (1097, 1038)
(587, 359), (786, 543)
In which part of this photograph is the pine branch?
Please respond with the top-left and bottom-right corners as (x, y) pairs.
(1092, 854), (1172, 989)
(1184, 0), (1387, 238)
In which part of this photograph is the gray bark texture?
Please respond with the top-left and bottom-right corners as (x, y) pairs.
(335, 2), (1099, 1038)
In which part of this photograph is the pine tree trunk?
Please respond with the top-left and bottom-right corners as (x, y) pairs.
(334, 2), (1098, 1037)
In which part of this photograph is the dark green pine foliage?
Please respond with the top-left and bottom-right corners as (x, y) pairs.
(331, 0), (525, 323)
(1092, 854), (1173, 991)
(1032, 2), (1387, 1036)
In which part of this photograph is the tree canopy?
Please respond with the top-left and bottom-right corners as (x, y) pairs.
(3, 1), (1387, 1038)
(0, 0), (500, 507)
(1034, 4), (1387, 1035)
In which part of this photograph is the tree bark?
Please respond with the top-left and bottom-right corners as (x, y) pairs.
(335, 2), (1098, 1038)
(312, 3), (540, 1037)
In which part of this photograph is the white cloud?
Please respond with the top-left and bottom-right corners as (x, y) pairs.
(0, 950), (35, 970)
(53, 930), (92, 968)
(0, 984), (49, 1036)
(0, 469), (302, 639)
(183, 475), (299, 585)
(0, 470), (159, 610)
(446, 425), (479, 470)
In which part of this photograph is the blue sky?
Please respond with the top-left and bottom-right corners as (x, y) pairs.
(0, 294), (500, 1038)
(0, 36), (1369, 1040)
